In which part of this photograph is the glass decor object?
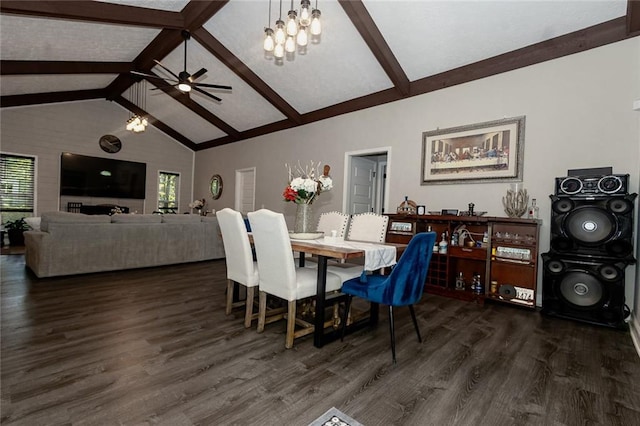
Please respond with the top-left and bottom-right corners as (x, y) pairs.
(294, 203), (312, 233)
(502, 183), (529, 217)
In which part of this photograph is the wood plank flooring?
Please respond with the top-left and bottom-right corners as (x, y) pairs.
(2, 254), (640, 425)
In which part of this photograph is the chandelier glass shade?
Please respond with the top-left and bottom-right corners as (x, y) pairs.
(126, 80), (148, 133)
(264, 0), (321, 63)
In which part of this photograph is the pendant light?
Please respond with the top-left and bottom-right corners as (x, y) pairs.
(263, 0), (322, 64)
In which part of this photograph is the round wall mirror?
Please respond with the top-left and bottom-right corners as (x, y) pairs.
(210, 174), (223, 199)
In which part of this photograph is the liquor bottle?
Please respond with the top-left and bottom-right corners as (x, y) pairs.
(438, 232), (448, 254)
(455, 272), (465, 290)
(528, 198), (539, 219)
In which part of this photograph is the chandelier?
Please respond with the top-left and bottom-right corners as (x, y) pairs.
(125, 80), (148, 133)
(263, 0), (322, 63)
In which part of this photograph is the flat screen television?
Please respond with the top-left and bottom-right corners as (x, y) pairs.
(60, 153), (146, 199)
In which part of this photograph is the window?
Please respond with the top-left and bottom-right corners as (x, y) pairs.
(158, 171), (179, 213)
(1, 153), (35, 221)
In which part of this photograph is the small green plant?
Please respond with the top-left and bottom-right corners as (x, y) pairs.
(3, 218), (29, 231)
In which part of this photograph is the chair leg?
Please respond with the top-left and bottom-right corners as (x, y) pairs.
(257, 291), (267, 333)
(340, 295), (353, 341)
(388, 305), (396, 364)
(225, 279), (235, 315)
(244, 286), (256, 328)
(285, 300), (297, 349)
(408, 304), (422, 343)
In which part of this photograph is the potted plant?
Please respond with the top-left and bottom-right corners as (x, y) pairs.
(3, 218), (29, 247)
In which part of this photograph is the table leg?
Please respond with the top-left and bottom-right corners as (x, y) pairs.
(313, 255), (328, 348)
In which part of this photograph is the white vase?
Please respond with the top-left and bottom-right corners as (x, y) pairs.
(294, 203), (313, 233)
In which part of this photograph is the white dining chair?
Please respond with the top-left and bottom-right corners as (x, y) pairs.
(347, 212), (389, 243)
(316, 211), (350, 238)
(248, 209), (343, 349)
(217, 208), (260, 328)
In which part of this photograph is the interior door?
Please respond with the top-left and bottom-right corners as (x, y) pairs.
(349, 156), (377, 214)
(234, 167), (255, 214)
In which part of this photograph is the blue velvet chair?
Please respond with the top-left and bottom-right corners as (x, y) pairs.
(340, 232), (436, 363)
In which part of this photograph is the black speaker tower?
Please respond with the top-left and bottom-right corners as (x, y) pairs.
(541, 172), (636, 329)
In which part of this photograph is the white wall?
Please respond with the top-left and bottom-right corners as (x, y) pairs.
(195, 37), (640, 309)
(0, 100), (195, 214)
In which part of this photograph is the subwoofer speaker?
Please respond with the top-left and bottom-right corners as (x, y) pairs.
(541, 253), (629, 329)
(549, 193), (636, 259)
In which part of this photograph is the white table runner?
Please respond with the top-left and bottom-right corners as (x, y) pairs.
(292, 237), (397, 272)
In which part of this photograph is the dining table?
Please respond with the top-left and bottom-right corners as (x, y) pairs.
(289, 237), (407, 348)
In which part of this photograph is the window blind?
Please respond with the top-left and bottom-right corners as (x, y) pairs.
(0, 154), (35, 212)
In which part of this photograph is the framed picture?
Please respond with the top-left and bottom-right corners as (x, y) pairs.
(416, 205), (426, 215)
(421, 116), (525, 185)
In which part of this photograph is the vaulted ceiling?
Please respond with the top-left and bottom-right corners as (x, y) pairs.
(1, 1), (638, 151)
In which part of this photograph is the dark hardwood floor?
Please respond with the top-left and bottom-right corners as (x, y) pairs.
(2, 253), (639, 426)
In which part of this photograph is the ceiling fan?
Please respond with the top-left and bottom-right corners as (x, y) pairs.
(132, 30), (231, 102)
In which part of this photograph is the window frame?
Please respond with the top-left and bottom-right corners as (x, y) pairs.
(1, 152), (37, 216)
(157, 170), (180, 214)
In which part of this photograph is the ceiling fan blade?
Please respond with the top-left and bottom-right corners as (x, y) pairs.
(153, 59), (181, 80)
(150, 84), (179, 91)
(189, 68), (207, 82)
(193, 86), (222, 102)
(131, 71), (177, 83)
(193, 82), (232, 90)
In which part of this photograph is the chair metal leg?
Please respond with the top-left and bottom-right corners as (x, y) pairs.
(388, 305), (396, 364)
(340, 295), (353, 341)
(408, 304), (422, 343)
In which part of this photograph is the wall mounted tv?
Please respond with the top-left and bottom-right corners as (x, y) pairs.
(60, 153), (146, 199)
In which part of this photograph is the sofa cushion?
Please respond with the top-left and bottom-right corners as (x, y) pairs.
(161, 214), (202, 223)
(111, 214), (162, 224)
(201, 216), (218, 223)
(24, 216), (41, 231)
(41, 211), (111, 231)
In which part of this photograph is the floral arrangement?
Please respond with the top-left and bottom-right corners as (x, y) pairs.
(189, 198), (206, 210)
(283, 161), (333, 205)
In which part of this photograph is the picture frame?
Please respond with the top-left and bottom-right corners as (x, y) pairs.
(416, 205), (426, 215)
(421, 116), (525, 185)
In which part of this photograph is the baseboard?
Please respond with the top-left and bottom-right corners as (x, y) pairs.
(631, 312), (640, 359)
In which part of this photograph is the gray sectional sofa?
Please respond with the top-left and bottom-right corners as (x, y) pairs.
(24, 211), (225, 278)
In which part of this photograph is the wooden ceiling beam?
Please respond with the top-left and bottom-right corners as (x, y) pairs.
(628, 0), (640, 36)
(1, 89), (106, 108)
(338, 0), (410, 96)
(1, 60), (131, 75)
(0, 1), (184, 29)
(114, 96), (197, 151)
(193, 28), (303, 125)
(181, 0), (229, 31)
(410, 17), (631, 97)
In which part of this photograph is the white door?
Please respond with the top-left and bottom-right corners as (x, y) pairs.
(234, 167), (255, 214)
(349, 156), (377, 214)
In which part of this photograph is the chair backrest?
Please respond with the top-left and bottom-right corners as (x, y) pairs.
(347, 212), (389, 243)
(383, 232), (437, 306)
(316, 211), (349, 238)
(247, 209), (298, 301)
(217, 208), (259, 287)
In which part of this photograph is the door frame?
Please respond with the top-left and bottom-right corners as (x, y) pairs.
(343, 147), (392, 215)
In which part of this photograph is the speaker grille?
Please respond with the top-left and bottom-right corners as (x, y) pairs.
(559, 271), (603, 307)
(564, 207), (615, 245)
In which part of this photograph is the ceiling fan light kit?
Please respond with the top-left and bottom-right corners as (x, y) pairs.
(264, 0), (321, 64)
